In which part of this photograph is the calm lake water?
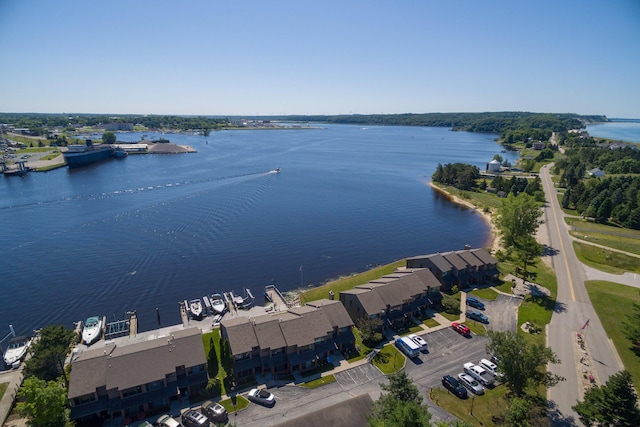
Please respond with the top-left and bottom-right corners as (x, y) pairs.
(586, 120), (640, 143)
(0, 124), (517, 344)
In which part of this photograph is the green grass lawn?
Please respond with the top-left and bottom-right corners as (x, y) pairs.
(202, 330), (230, 395)
(372, 344), (405, 374)
(464, 320), (487, 336)
(432, 182), (502, 212)
(469, 287), (499, 301)
(301, 374), (337, 389)
(219, 395), (250, 413)
(300, 259), (406, 304)
(567, 218), (640, 256)
(430, 385), (509, 426)
(423, 318), (440, 328)
(0, 382), (7, 401)
(573, 241), (640, 274)
(440, 311), (460, 322)
(585, 280), (640, 390)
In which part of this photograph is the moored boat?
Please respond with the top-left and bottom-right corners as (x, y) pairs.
(81, 316), (103, 345)
(3, 335), (32, 368)
(189, 298), (204, 319)
(210, 293), (226, 314)
(63, 140), (115, 168)
(113, 147), (128, 158)
(231, 288), (255, 310)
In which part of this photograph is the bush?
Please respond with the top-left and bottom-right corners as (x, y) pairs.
(206, 378), (222, 397)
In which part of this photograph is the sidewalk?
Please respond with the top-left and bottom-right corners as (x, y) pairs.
(0, 367), (24, 427)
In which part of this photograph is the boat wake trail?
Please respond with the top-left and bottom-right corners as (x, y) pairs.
(0, 169), (278, 210)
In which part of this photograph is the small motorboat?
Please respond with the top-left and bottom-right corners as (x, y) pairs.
(231, 288), (255, 310)
(189, 299), (204, 319)
(81, 316), (103, 346)
(210, 293), (226, 314)
(3, 335), (32, 368)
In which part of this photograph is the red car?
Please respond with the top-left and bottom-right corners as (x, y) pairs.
(452, 322), (470, 336)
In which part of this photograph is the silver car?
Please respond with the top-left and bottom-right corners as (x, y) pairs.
(247, 388), (276, 406)
(458, 372), (484, 395)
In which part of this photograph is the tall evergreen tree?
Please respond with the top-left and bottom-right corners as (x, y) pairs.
(573, 371), (640, 427)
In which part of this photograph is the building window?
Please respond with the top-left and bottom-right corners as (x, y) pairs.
(122, 386), (142, 398)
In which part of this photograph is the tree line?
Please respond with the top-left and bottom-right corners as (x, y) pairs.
(0, 113), (230, 134)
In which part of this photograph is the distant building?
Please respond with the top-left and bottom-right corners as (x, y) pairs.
(104, 123), (134, 131)
(588, 168), (605, 177)
(486, 159), (501, 173)
(532, 142), (545, 150)
(67, 327), (207, 423)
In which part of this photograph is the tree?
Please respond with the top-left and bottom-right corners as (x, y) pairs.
(24, 325), (75, 386)
(102, 131), (116, 144)
(623, 300), (640, 353)
(504, 397), (531, 427)
(356, 316), (383, 347)
(368, 371), (432, 427)
(573, 371), (640, 427)
(16, 377), (72, 427)
(494, 193), (544, 274)
(486, 330), (564, 396)
(207, 337), (219, 377)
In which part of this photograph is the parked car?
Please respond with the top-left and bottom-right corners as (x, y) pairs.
(408, 333), (428, 353)
(479, 358), (503, 380)
(156, 415), (182, 427)
(247, 388), (276, 406)
(463, 362), (495, 387)
(467, 310), (488, 323)
(466, 297), (485, 310)
(458, 372), (485, 395)
(201, 400), (228, 423)
(181, 409), (209, 427)
(451, 322), (471, 337)
(442, 375), (468, 398)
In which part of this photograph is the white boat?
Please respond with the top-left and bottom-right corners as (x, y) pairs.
(189, 299), (204, 319)
(210, 293), (226, 314)
(82, 316), (103, 345)
(3, 335), (32, 368)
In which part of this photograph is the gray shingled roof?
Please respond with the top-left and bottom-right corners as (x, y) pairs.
(457, 250), (484, 267)
(106, 328), (205, 392)
(222, 317), (259, 355)
(306, 299), (354, 329)
(442, 252), (467, 270)
(279, 309), (333, 348)
(426, 254), (453, 273)
(470, 248), (498, 265)
(412, 268), (442, 288)
(68, 328), (204, 399)
(253, 316), (287, 350)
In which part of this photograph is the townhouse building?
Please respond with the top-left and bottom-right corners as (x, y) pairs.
(220, 299), (354, 382)
(67, 327), (207, 423)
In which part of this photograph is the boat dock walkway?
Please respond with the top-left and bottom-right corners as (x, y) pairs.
(264, 284), (290, 311)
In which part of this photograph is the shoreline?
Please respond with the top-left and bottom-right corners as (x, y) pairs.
(428, 181), (501, 253)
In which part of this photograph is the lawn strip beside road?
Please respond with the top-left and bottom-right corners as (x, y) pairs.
(573, 242), (640, 275)
(300, 260), (405, 304)
(566, 218), (640, 256)
(585, 280), (640, 390)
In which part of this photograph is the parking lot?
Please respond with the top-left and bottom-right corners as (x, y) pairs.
(230, 291), (522, 426)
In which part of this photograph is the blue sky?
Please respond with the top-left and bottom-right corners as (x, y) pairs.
(1, 0), (639, 117)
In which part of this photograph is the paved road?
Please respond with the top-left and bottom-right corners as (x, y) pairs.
(541, 164), (624, 426)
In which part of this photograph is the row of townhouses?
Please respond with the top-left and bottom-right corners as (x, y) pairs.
(67, 248), (498, 423)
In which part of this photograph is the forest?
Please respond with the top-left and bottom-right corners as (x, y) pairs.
(553, 131), (640, 229)
(0, 113), (230, 135)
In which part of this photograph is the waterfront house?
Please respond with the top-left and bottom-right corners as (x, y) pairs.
(220, 299), (354, 383)
(67, 327), (207, 423)
(339, 268), (442, 333)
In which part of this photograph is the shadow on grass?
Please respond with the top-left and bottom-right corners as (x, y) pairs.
(529, 293), (565, 314)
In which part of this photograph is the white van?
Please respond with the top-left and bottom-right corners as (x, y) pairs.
(395, 337), (420, 358)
